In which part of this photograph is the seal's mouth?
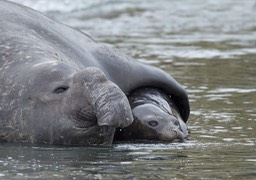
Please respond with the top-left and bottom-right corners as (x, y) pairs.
(73, 124), (95, 130)
(159, 129), (186, 143)
(68, 107), (116, 145)
(70, 108), (97, 130)
(73, 120), (97, 130)
(73, 119), (115, 137)
(73, 124), (112, 132)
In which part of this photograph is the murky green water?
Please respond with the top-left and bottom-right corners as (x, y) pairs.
(2, 0), (256, 179)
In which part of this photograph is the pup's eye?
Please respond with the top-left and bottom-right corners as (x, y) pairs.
(53, 86), (69, 94)
(148, 120), (159, 127)
(174, 120), (180, 127)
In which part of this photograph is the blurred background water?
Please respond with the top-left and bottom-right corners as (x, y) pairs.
(1, 0), (256, 179)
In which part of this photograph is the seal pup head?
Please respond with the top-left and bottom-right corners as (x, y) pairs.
(115, 88), (188, 142)
(8, 62), (133, 145)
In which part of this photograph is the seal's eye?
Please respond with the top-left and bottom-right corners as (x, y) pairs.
(53, 86), (69, 94)
(148, 120), (158, 127)
(174, 120), (180, 127)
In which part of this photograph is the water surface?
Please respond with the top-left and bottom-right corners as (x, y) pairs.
(2, 0), (256, 179)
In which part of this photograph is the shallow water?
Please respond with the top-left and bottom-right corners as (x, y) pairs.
(2, 0), (256, 179)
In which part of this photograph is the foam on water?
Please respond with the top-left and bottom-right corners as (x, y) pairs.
(114, 141), (197, 151)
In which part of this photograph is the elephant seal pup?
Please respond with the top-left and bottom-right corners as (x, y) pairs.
(115, 88), (188, 142)
(0, 1), (189, 145)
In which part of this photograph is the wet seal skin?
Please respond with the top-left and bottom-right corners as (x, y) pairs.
(0, 1), (189, 145)
(115, 88), (188, 143)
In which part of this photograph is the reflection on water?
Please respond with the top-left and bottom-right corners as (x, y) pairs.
(0, 143), (255, 179)
(3, 0), (256, 179)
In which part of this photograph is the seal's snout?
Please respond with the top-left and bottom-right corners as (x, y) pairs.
(73, 67), (133, 128)
(160, 127), (185, 142)
(172, 129), (185, 142)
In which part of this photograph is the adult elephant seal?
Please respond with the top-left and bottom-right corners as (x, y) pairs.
(0, 1), (189, 145)
(115, 88), (188, 142)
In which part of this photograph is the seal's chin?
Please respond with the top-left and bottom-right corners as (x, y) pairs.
(69, 124), (115, 145)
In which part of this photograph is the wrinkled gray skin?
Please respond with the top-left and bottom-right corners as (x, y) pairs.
(115, 88), (188, 142)
(0, 1), (189, 145)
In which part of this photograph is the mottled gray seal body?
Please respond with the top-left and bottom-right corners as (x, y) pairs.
(115, 88), (188, 142)
(0, 1), (189, 145)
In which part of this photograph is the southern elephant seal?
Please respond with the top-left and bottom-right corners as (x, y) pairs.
(0, 1), (189, 145)
(115, 88), (188, 142)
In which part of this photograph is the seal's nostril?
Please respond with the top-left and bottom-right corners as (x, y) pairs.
(174, 120), (182, 132)
(172, 129), (178, 137)
(174, 120), (180, 127)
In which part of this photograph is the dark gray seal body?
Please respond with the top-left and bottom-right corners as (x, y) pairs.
(115, 88), (188, 142)
(0, 1), (189, 145)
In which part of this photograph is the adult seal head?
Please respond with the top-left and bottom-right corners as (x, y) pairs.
(115, 88), (188, 142)
(0, 1), (190, 145)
